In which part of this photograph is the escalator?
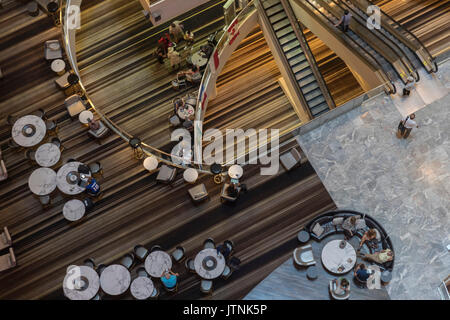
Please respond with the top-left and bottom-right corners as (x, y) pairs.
(304, 0), (417, 86)
(257, 0), (336, 118)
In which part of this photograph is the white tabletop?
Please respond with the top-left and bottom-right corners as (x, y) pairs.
(183, 168), (198, 183)
(56, 161), (90, 195)
(63, 199), (86, 221)
(51, 59), (65, 73)
(130, 276), (154, 300)
(78, 110), (94, 124)
(145, 251), (172, 278)
(194, 248), (226, 280)
(228, 164), (243, 179)
(63, 265), (100, 300)
(28, 167), (57, 196)
(143, 156), (158, 171)
(12, 115), (46, 147)
(191, 51), (208, 67)
(99, 264), (131, 296)
(35, 143), (61, 167)
(321, 240), (356, 274)
(177, 105), (195, 120)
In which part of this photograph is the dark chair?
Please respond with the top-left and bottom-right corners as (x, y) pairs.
(163, 282), (178, 293)
(224, 240), (235, 252)
(25, 149), (36, 161)
(67, 158), (77, 163)
(82, 198), (94, 211)
(32, 108), (47, 120)
(83, 258), (96, 269)
(171, 246), (185, 263)
(136, 266), (148, 278)
(8, 139), (20, 149)
(134, 245), (149, 261)
(229, 256), (241, 270)
(200, 279), (213, 294)
(119, 253), (135, 270)
(96, 264), (107, 276)
(39, 195), (51, 208)
(221, 265), (232, 279)
(220, 183), (239, 203)
(88, 161), (103, 176)
(150, 245), (162, 253)
(203, 238), (215, 249)
(45, 119), (58, 134)
(149, 286), (160, 299)
(6, 115), (17, 126)
(51, 137), (63, 151)
(185, 258), (195, 273)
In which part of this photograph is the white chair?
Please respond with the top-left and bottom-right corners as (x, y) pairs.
(65, 95), (86, 118)
(188, 184), (208, 202)
(44, 40), (62, 60)
(329, 280), (350, 300)
(293, 244), (315, 267)
(200, 279), (213, 294)
(156, 165), (177, 183)
(88, 121), (109, 139)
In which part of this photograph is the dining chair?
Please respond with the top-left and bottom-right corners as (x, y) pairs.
(38, 195), (51, 209)
(32, 108), (47, 120)
(91, 293), (101, 300)
(136, 266), (148, 278)
(119, 253), (135, 270)
(50, 137), (63, 151)
(171, 246), (185, 263)
(134, 245), (149, 261)
(156, 165), (177, 184)
(200, 279), (213, 294)
(169, 114), (181, 127)
(150, 245), (163, 253)
(44, 40), (62, 60)
(0, 248), (16, 272)
(83, 258), (96, 269)
(24, 149), (36, 161)
(149, 287), (159, 299)
(6, 115), (17, 127)
(0, 227), (12, 251)
(185, 258), (195, 273)
(163, 283), (178, 293)
(221, 265), (232, 280)
(203, 238), (215, 249)
(96, 264), (107, 276)
(67, 158), (77, 163)
(45, 120), (58, 135)
(88, 161), (103, 177)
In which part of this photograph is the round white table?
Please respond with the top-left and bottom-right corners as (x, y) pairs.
(63, 199), (86, 221)
(99, 264), (131, 296)
(63, 265), (100, 300)
(56, 161), (91, 195)
(35, 142), (61, 167)
(11, 115), (46, 147)
(143, 156), (158, 171)
(130, 276), (154, 300)
(51, 59), (66, 75)
(78, 110), (94, 124)
(144, 251), (172, 278)
(194, 248), (226, 280)
(321, 240), (356, 274)
(191, 51), (208, 68)
(183, 168), (198, 183)
(177, 105), (195, 120)
(228, 164), (243, 179)
(28, 167), (57, 196)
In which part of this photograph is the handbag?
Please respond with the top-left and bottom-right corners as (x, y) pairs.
(398, 116), (409, 135)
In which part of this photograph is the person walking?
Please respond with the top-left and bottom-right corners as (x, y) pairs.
(402, 113), (418, 139)
(169, 21), (184, 43)
(335, 9), (352, 32)
(403, 76), (415, 96)
(168, 46), (181, 70)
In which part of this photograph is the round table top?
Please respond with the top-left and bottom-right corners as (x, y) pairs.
(130, 276), (154, 300)
(11, 115), (46, 147)
(63, 265), (100, 300)
(56, 161), (90, 195)
(183, 168), (198, 183)
(99, 264), (131, 296)
(194, 248), (226, 280)
(51, 59), (65, 73)
(321, 240), (356, 274)
(145, 251), (172, 278)
(177, 105), (195, 120)
(191, 51), (208, 67)
(35, 143), (61, 167)
(28, 167), (57, 196)
(228, 164), (243, 179)
(143, 156), (158, 171)
(210, 163), (222, 174)
(79, 110), (94, 124)
(63, 199), (86, 221)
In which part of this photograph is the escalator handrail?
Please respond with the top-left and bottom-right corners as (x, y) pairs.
(300, 0), (395, 93)
(366, 0), (437, 73)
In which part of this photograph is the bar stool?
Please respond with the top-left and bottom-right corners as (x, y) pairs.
(65, 74), (82, 96)
(27, 1), (39, 17)
(211, 163), (223, 184)
(47, 1), (60, 26)
(129, 137), (144, 160)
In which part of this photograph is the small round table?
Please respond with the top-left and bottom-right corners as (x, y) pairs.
(191, 51), (208, 68)
(78, 110), (94, 124)
(381, 270), (392, 284)
(177, 105), (195, 120)
(28, 167), (57, 196)
(183, 168), (198, 183)
(297, 230), (310, 244)
(306, 266), (318, 280)
(321, 240), (356, 274)
(130, 277), (154, 300)
(35, 143), (61, 167)
(63, 199), (86, 221)
(210, 163), (222, 174)
(51, 59), (66, 75)
(194, 248), (226, 280)
(228, 164), (243, 179)
(56, 162), (91, 195)
(144, 251), (172, 278)
(63, 265), (100, 300)
(99, 264), (131, 296)
(11, 115), (46, 147)
(143, 156), (158, 171)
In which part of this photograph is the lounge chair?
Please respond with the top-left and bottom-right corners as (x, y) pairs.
(188, 183), (208, 202)
(0, 248), (16, 272)
(293, 244), (315, 267)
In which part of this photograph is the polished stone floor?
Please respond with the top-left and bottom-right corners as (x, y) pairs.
(294, 61), (449, 299)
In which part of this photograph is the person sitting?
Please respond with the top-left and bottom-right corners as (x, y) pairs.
(168, 46), (181, 70)
(200, 44), (213, 59)
(184, 30), (194, 46)
(160, 269), (179, 289)
(216, 243), (232, 261)
(354, 263), (370, 283)
(173, 98), (185, 114)
(82, 175), (101, 197)
(0, 148), (8, 181)
(361, 249), (394, 265)
(178, 65), (201, 84)
(87, 117), (100, 131)
(359, 228), (381, 249)
(342, 216), (358, 239)
(332, 278), (350, 296)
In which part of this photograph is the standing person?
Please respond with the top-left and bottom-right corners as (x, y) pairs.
(168, 46), (181, 70)
(402, 113), (418, 139)
(335, 9), (352, 32)
(169, 21), (184, 43)
(0, 148), (8, 181)
(158, 33), (171, 55)
(403, 76), (415, 96)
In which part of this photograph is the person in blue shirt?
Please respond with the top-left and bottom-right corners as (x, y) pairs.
(354, 263), (370, 282)
(161, 269), (179, 289)
(83, 175), (101, 197)
(216, 243), (232, 261)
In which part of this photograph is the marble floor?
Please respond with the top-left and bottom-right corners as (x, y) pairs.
(293, 60), (450, 299)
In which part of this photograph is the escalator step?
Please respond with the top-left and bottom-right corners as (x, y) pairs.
(269, 12), (287, 24)
(275, 25), (293, 38)
(304, 87), (322, 101)
(291, 61), (310, 73)
(272, 18), (290, 31)
(265, 4), (284, 17)
(311, 102), (330, 117)
(308, 95), (326, 108)
(279, 32), (297, 45)
(262, 0), (281, 10)
(286, 48), (303, 59)
(281, 40), (299, 53)
(295, 68), (313, 82)
(288, 54), (306, 67)
(301, 81), (320, 94)
(298, 76), (316, 88)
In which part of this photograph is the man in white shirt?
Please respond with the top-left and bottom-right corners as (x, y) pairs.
(403, 113), (418, 138)
(335, 10), (352, 32)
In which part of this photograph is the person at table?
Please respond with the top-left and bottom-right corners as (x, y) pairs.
(200, 44), (213, 59)
(184, 30), (194, 46)
(332, 278), (350, 296)
(354, 263), (370, 283)
(342, 216), (358, 239)
(168, 46), (181, 70)
(216, 243), (232, 261)
(169, 21), (184, 43)
(82, 175), (101, 197)
(87, 117), (100, 131)
(173, 97), (185, 114)
(359, 228), (381, 249)
(178, 65), (201, 84)
(361, 249), (394, 265)
(0, 148), (8, 181)
(161, 269), (179, 289)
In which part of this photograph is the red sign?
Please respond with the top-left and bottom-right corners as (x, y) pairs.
(213, 50), (219, 70)
(201, 92), (208, 110)
(227, 18), (239, 45)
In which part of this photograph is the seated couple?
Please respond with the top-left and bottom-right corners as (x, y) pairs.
(177, 65), (201, 83)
